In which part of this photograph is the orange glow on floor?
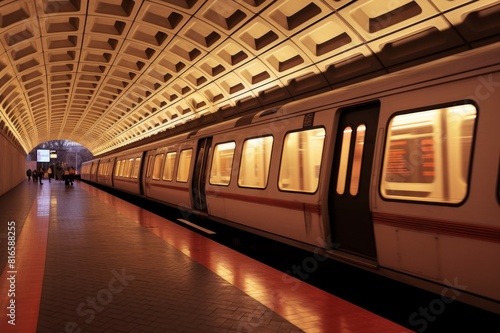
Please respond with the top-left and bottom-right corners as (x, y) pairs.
(81, 183), (412, 333)
(0, 186), (50, 333)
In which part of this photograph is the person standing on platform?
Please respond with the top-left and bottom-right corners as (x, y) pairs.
(48, 166), (53, 183)
(69, 166), (75, 185)
(32, 169), (37, 182)
(26, 169), (31, 181)
(64, 168), (70, 185)
(39, 167), (44, 185)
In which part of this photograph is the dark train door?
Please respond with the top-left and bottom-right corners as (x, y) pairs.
(329, 102), (380, 259)
(138, 151), (147, 196)
(192, 137), (212, 212)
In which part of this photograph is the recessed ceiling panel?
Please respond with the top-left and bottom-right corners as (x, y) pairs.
(0, 0), (496, 155)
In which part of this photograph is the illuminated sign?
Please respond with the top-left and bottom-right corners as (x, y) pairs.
(37, 149), (50, 162)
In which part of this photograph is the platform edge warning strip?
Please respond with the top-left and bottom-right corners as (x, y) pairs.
(0, 193), (50, 333)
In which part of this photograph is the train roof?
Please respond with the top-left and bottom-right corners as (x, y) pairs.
(281, 42), (500, 115)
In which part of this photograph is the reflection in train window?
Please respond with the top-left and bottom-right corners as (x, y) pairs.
(381, 104), (477, 203)
(100, 161), (109, 176)
(162, 152), (177, 181)
(120, 160), (127, 177)
(115, 160), (122, 177)
(350, 125), (366, 196)
(131, 158), (141, 179)
(210, 142), (235, 186)
(177, 149), (193, 182)
(122, 159), (128, 177)
(152, 154), (164, 180)
(106, 161), (112, 176)
(146, 155), (154, 178)
(98, 161), (106, 176)
(239, 136), (273, 189)
(279, 128), (326, 193)
(91, 162), (98, 177)
(81, 164), (90, 176)
(123, 158), (134, 178)
(336, 127), (352, 195)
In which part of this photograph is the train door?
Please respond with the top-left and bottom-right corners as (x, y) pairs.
(329, 102), (380, 259)
(192, 137), (212, 212)
(142, 151), (155, 197)
(137, 151), (146, 195)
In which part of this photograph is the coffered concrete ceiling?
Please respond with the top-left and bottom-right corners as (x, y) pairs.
(0, 0), (498, 155)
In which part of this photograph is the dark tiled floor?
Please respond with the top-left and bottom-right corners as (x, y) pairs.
(0, 180), (411, 333)
(0, 178), (40, 271)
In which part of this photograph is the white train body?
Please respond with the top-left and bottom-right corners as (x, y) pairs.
(81, 43), (500, 313)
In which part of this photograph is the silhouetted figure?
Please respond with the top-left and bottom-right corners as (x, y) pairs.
(48, 166), (53, 183)
(69, 167), (75, 185)
(64, 168), (70, 185)
(39, 167), (44, 185)
(26, 169), (31, 181)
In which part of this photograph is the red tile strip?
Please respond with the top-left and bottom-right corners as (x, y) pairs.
(0, 189), (50, 333)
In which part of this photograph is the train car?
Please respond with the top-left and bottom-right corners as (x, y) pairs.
(96, 156), (115, 188)
(112, 151), (144, 195)
(81, 160), (99, 183)
(81, 42), (500, 314)
(80, 161), (92, 181)
(142, 132), (196, 211)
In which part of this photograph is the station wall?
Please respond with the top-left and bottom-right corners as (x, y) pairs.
(0, 134), (25, 197)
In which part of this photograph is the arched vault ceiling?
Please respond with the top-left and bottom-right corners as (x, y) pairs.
(0, 0), (498, 155)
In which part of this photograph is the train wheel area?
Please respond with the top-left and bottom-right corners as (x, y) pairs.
(84, 180), (500, 333)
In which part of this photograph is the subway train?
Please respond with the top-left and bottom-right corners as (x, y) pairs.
(81, 42), (500, 314)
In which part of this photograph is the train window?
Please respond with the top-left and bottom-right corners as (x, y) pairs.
(146, 155), (154, 178)
(122, 160), (129, 177)
(131, 158), (141, 179)
(119, 160), (126, 177)
(336, 127), (352, 195)
(177, 149), (193, 182)
(350, 124), (366, 196)
(279, 128), (326, 193)
(152, 154), (164, 180)
(123, 158), (133, 178)
(381, 104), (477, 204)
(122, 160), (128, 177)
(162, 152), (177, 181)
(98, 162), (105, 176)
(239, 136), (273, 189)
(91, 162), (98, 176)
(210, 142), (235, 186)
(103, 162), (108, 176)
(114, 160), (121, 177)
(106, 161), (111, 176)
(128, 158), (135, 177)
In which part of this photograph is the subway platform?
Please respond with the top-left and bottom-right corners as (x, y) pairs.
(0, 180), (412, 333)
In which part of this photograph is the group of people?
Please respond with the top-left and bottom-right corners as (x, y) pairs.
(26, 166), (76, 185)
(26, 167), (49, 184)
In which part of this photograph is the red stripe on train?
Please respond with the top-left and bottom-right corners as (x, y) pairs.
(149, 182), (190, 192)
(373, 212), (500, 243)
(205, 190), (321, 214)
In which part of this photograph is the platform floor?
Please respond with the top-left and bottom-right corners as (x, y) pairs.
(0, 180), (412, 333)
